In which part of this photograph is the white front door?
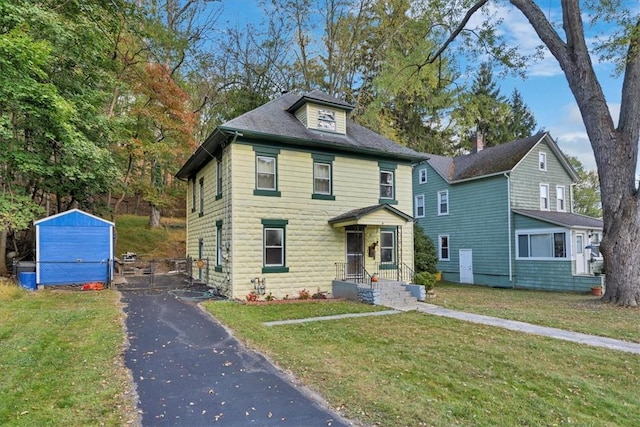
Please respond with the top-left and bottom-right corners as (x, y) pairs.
(459, 249), (473, 284)
(575, 232), (586, 274)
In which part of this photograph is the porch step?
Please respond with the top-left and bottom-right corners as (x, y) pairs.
(374, 281), (419, 311)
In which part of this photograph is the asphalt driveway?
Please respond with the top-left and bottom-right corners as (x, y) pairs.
(120, 276), (353, 426)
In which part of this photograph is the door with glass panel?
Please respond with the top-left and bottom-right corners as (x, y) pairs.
(346, 230), (364, 279)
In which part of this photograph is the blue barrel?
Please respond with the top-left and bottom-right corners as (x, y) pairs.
(19, 272), (37, 290)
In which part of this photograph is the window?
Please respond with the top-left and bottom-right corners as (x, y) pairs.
(380, 229), (396, 264)
(380, 171), (394, 199)
(262, 219), (289, 273)
(311, 153), (335, 200)
(199, 177), (204, 217)
(191, 179), (196, 213)
(379, 161), (397, 204)
(438, 190), (449, 215)
(216, 220), (223, 271)
(415, 194), (425, 218)
(517, 230), (567, 259)
(418, 168), (427, 184)
(216, 158), (223, 200)
(540, 184), (549, 210)
(556, 185), (565, 212)
(257, 156), (276, 190)
(317, 109), (336, 131)
(253, 146), (281, 196)
(539, 152), (547, 171)
(439, 235), (450, 261)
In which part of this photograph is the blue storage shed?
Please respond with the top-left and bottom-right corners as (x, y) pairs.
(34, 209), (114, 286)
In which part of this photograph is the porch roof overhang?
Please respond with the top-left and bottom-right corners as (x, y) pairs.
(513, 209), (603, 230)
(328, 204), (413, 228)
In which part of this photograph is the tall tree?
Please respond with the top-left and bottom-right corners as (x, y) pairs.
(421, 0), (640, 306)
(507, 88), (537, 140)
(566, 155), (602, 218)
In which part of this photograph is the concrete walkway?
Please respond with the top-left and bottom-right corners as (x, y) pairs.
(263, 302), (640, 355)
(416, 303), (640, 354)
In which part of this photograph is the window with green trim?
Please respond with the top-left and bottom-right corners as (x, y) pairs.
(191, 179), (196, 213)
(380, 228), (396, 264)
(216, 220), (223, 271)
(216, 158), (223, 200)
(379, 161), (397, 204)
(254, 146), (281, 196)
(199, 177), (204, 217)
(311, 153), (335, 200)
(262, 219), (289, 273)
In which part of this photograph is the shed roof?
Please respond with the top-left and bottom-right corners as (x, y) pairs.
(176, 91), (427, 180)
(513, 209), (603, 229)
(34, 209), (114, 227)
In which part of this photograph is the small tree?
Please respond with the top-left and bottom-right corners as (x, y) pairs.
(414, 224), (438, 274)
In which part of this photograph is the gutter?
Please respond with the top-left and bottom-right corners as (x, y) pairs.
(504, 172), (513, 283)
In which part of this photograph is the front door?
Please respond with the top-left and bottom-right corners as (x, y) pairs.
(575, 232), (586, 274)
(346, 230), (364, 279)
(459, 249), (473, 284)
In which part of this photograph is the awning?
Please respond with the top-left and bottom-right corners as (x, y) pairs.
(328, 204), (413, 228)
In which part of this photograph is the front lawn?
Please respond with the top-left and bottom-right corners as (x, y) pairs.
(0, 282), (137, 426)
(203, 299), (640, 426)
(431, 282), (640, 343)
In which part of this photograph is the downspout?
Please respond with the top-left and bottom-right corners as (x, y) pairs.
(225, 131), (242, 296)
(504, 173), (513, 284)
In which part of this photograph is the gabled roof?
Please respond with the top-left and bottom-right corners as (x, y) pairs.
(425, 132), (579, 183)
(34, 208), (114, 227)
(513, 209), (603, 229)
(176, 92), (427, 180)
(328, 204), (413, 226)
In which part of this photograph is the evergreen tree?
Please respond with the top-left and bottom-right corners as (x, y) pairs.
(507, 88), (536, 140)
(414, 224), (438, 274)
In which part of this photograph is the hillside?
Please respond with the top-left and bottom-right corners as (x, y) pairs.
(115, 215), (186, 260)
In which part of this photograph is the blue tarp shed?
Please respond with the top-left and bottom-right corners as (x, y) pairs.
(35, 209), (114, 286)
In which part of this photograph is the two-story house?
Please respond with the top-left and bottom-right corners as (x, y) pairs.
(176, 91), (426, 299)
(413, 132), (604, 292)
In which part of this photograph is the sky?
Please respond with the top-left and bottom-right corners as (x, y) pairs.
(213, 0), (630, 172)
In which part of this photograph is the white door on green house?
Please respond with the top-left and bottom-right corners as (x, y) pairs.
(459, 249), (473, 284)
(575, 232), (586, 274)
(346, 230), (364, 279)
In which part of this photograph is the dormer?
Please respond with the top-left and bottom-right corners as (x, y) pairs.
(286, 90), (354, 136)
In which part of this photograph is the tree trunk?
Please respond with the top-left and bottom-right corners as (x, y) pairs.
(149, 204), (161, 228)
(0, 229), (8, 276)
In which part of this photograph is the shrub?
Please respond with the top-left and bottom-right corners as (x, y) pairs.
(312, 291), (327, 299)
(297, 288), (311, 299)
(414, 271), (436, 291)
(264, 292), (275, 301)
(414, 224), (438, 274)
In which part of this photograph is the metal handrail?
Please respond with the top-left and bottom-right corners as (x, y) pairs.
(334, 262), (374, 287)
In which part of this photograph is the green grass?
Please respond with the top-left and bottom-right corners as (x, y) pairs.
(0, 280), (137, 426)
(203, 300), (640, 426)
(431, 282), (640, 343)
(115, 214), (185, 259)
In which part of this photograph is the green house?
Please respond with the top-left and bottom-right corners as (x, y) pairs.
(413, 132), (604, 292)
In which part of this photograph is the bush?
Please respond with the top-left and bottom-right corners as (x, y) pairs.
(297, 288), (311, 299)
(414, 271), (436, 291)
(414, 224), (438, 274)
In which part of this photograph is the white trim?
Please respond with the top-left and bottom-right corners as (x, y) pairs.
(34, 208), (114, 226)
(556, 185), (566, 212)
(418, 168), (427, 184)
(540, 183), (550, 211)
(515, 228), (568, 260)
(539, 152), (547, 171)
(415, 194), (425, 218)
(438, 234), (450, 261)
(437, 190), (449, 216)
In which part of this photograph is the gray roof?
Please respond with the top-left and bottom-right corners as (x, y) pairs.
(328, 204), (413, 224)
(513, 209), (603, 229)
(425, 133), (578, 183)
(177, 91), (427, 179)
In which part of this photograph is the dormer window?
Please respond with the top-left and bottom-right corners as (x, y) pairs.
(318, 109), (336, 131)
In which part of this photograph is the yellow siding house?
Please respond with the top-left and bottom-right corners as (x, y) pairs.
(176, 91), (427, 299)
